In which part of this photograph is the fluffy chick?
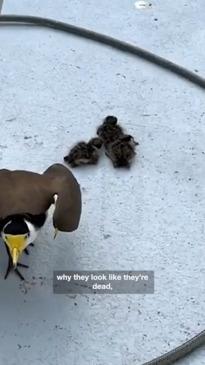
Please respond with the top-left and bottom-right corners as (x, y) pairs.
(97, 116), (124, 145)
(64, 137), (103, 167)
(105, 134), (138, 168)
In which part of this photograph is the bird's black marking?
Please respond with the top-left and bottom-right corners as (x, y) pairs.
(3, 216), (29, 235)
(24, 213), (47, 228)
(0, 213), (47, 233)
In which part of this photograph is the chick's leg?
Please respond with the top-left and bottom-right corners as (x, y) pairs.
(24, 242), (35, 255)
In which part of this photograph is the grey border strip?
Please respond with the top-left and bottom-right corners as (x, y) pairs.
(0, 0), (3, 13)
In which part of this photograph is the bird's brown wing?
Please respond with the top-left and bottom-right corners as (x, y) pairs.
(0, 164), (82, 232)
(0, 169), (53, 219)
(43, 164), (82, 231)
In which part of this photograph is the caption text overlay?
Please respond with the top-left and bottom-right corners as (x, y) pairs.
(53, 271), (154, 294)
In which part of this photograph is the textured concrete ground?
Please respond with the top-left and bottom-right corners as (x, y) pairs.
(0, 0), (205, 364)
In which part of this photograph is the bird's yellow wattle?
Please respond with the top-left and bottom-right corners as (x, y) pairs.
(5, 234), (27, 266)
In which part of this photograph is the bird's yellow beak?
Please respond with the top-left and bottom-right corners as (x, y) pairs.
(5, 234), (27, 267)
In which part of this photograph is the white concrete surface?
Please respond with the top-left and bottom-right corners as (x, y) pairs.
(0, 1), (205, 364)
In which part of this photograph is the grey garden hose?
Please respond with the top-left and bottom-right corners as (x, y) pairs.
(1, 15), (205, 89)
(143, 330), (205, 364)
(0, 14), (204, 365)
